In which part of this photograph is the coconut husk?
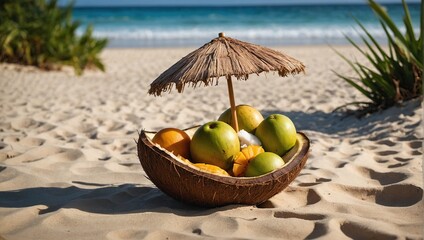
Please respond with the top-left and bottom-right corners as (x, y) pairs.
(137, 127), (310, 207)
(148, 33), (305, 96)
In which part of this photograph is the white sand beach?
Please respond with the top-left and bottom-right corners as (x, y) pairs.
(0, 45), (422, 239)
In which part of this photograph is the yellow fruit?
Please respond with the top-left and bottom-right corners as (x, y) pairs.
(218, 105), (264, 133)
(177, 155), (193, 165)
(193, 163), (230, 176)
(152, 128), (191, 159)
(232, 145), (264, 177)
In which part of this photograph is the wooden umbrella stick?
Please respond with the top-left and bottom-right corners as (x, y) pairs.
(226, 76), (239, 132)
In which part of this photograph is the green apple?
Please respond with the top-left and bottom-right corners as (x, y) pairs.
(218, 105), (264, 133)
(190, 121), (240, 170)
(255, 114), (296, 156)
(245, 152), (285, 177)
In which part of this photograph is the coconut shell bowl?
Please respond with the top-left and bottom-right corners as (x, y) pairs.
(138, 33), (310, 207)
(137, 127), (310, 207)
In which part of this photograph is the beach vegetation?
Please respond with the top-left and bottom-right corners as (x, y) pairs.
(334, 0), (422, 113)
(0, 0), (108, 75)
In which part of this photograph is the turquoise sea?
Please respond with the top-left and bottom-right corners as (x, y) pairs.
(72, 3), (421, 47)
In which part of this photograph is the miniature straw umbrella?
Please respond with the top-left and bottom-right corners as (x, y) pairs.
(149, 32), (305, 132)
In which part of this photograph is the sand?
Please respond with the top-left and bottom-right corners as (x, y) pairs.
(0, 45), (422, 240)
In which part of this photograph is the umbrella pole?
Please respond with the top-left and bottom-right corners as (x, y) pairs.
(226, 76), (239, 132)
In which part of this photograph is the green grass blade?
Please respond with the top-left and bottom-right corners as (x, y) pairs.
(344, 34), (367, 57)
(357, 35), (384, 71)
(332, 46), (364, 78)
(354, 18), (388, 60)
(395, 38), (423, 69)
(402, 0), (416, 44)
(333, 70), (374, 101)
(368, 0), (406, 44)
(361, 66), (396, 96)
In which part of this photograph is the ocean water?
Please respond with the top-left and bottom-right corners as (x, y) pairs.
(72, 3), (421, 47)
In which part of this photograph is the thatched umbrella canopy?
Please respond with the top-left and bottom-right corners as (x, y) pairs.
(149, 32), (305, 132)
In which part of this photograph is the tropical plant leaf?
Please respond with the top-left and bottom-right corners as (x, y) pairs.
(333, 70), (374, 100)
(368, 0), (405, 44)
(333, 0), (422, 113)
(402, 0), (417, 53)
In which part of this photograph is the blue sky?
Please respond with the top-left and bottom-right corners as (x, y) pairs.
(59, 0), (420, 7)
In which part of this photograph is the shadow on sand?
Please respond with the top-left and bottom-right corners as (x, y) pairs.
(0, 182), (241, 215)
(262, 99), (420, 140)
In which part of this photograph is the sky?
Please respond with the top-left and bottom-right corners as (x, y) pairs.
(58, 0), (420, 7)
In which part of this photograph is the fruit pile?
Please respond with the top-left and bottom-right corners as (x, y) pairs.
(152, 105), (298, 177)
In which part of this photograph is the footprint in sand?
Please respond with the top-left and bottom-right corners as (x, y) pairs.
(388, 162), (409, 168)
(340, 221), (397, 240)
(34, 122), (56, 134)
(52, 129), (77, 142)
(0, 141), (7, 150)
(98, 120), (126, 132)
(10, 118), (56, 134)
(375, 184), (423, 207)
(333, 183), (423, 207)
(306, 189), (322, 205)
(411, 149), (422, 156)
(196, 214), (239, 237)
(373, 148), (416, 167)
(355, 166), (408, 185)
(10, 117), (39, 130)
(376, 150), (398, 156)
(0, 166), (18, 182)
(6, 146), (82, 164)
(408, 140), (422, 149)
(258, 188), (322, 209)
(273, 211), (326, 221)
(336, 161), (348, 168)
(18, 137), (45, 147)
(298, 177), (331, 187)
(376, 139), (397, 147)
(3, 135), (21, 144)
(368, 169), (408, 185)
(394, 157), (413, 162)
(305, 222), (327, 239)
(106, 229), (148, 239)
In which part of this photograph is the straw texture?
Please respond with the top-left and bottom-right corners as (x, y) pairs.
(149, 34), (305, 96)
(137, 128), (310, 207)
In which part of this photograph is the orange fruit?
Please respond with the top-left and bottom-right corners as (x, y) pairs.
(152, 128), (191, 159)
(232, 145), (264, 177)
(177, 155), (193, 165)
(193, 163), (230, 176)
